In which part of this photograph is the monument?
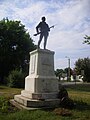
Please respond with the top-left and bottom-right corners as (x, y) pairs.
(10, 17), (60, 109)
(10, 49), (60, 109)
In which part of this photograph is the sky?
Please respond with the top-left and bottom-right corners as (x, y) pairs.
(0, 0), (90, 69)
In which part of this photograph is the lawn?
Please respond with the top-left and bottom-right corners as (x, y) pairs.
(0, 86), (21, 98)
(0, 83), (90, 120)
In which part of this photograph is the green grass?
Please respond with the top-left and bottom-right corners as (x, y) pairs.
(65, 84), (90, 92)
(65, 84), (90, 120)
(0, 86), (22, 98)
(66, 84), (90, 104)
(0, 84), (90, 120)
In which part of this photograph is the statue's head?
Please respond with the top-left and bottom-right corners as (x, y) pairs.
(42, 16), (46, 22)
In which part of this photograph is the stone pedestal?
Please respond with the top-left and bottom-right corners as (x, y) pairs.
(12, 49), (60, 109)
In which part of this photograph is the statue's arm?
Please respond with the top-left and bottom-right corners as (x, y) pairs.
(47, 24), (50, 32)
(36, 22), (41, 33)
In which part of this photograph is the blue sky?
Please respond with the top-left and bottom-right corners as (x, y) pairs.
(0, 0), (90, 69)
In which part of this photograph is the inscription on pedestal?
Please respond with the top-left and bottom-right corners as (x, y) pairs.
(41, 56), (53, 75)
(30, 55), (36, 74)
(42, 57), (51, 66)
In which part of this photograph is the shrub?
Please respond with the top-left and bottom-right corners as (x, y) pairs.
(58, 87), (68, 99)
(75, 57), (90, 82)
(0, 96), (9, 113)
(7, 69), (25, 88)
(83, 76), (90, 82)
(58, 87), (75, 109)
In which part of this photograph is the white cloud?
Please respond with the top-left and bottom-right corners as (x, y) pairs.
(0, 0), (90, 69)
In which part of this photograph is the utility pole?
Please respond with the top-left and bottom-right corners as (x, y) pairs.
(65, 56), (71, 81)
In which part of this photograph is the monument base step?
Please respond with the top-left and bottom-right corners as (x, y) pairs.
(21, 90), (58, 99)
(10, 99), (45, 110)
(13, 95), (60, 108)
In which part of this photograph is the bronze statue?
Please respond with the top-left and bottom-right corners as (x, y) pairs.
(34, 17), (55, 49)
(35, 17), (50, 49)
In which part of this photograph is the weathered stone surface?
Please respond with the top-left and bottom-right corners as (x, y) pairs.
(12, 49), (59, 109)
(14, 95), (60, 108)
(24, 49), (58, 94)
(21, 90), (58, 99)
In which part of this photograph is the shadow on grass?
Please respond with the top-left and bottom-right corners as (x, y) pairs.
(40, 99), (90, 113)
(74, 100), (90, 111)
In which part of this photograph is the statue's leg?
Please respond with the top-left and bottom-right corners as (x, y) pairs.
(38, 34), (43, 48)
(44, 33), (48, 49)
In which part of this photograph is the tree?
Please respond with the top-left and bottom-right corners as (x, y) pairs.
(55, 68), (73, 81)
(64, 68), (73, 81)
(83, 35), (90, 45)
(55, 69), (64, 80)
(75, 58), (90, 82)
(0, 18), (36, 83)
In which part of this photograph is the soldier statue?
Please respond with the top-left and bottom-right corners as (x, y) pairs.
(36, 17), (50, 49)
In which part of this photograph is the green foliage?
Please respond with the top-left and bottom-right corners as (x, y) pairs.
(58, 87), (68, 99)
(58, 87), (74, 109)
(2, 110), (61, 120)
(55, 69), (64, 79)
(0, 96), (9, 113)
(7, 69), (25, 88)
(55, 68), (73, 80)
(75, 57), (90, 82)
(83, 35), (90, 45)
(0, 18), (36, 83)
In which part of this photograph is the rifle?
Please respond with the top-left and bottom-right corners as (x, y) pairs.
(33, 25), (55, 36)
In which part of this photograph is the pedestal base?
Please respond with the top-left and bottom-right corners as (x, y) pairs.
(13, 95), (60, 108)
(11, 49), (60, 109)
(21, 90), (58, 100)
(25, 75), (59, 93)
